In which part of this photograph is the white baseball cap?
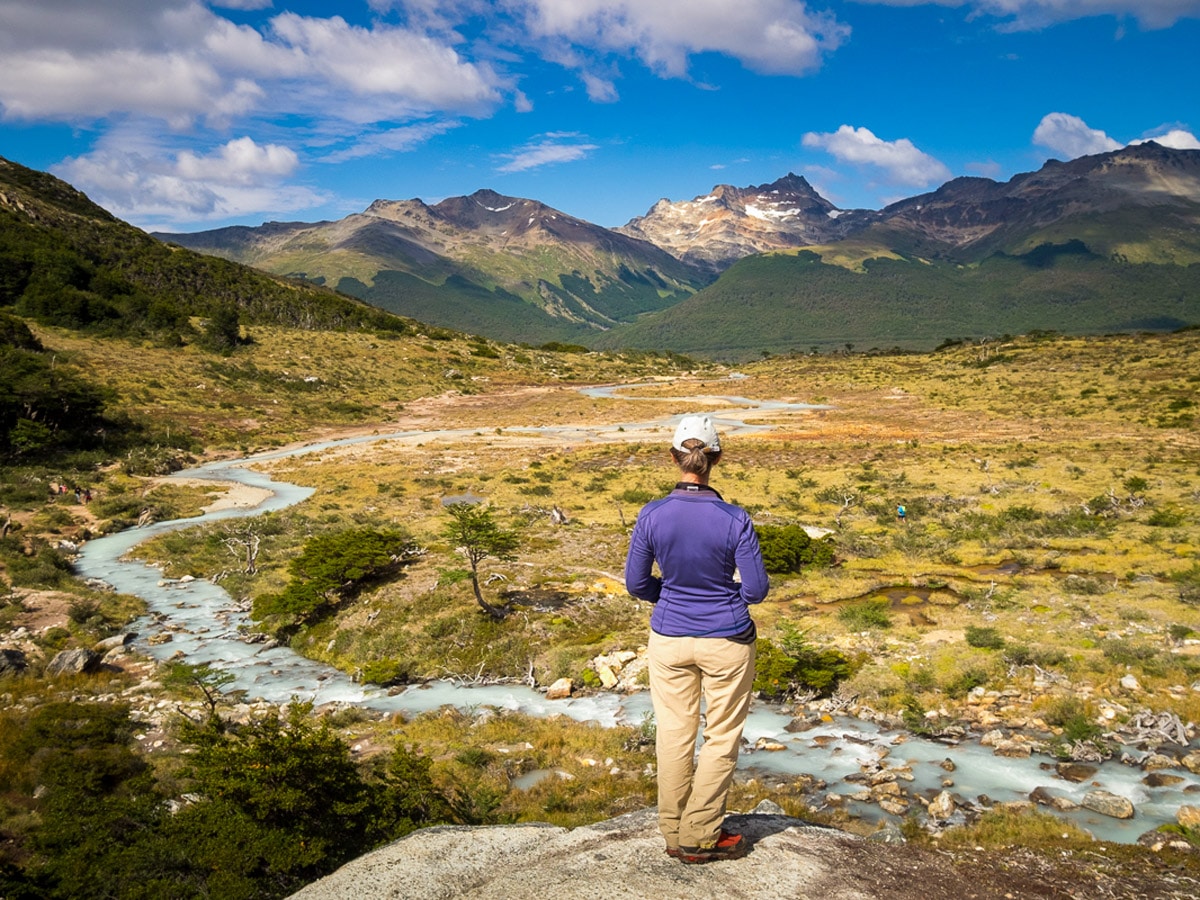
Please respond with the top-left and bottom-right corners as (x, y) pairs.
(672, 415), (721, 453)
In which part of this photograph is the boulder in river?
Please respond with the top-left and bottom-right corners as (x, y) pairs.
(1081, 790), (1135, 820)
(1055, 761), (1099, 783)
(927, 790), (956, 822)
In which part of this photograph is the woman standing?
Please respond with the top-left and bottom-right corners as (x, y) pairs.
(624, 414), (769, 864)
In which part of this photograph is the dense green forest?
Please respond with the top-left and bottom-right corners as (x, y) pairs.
(592, 246), (1200, 359)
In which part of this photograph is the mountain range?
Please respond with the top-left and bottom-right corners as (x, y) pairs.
(155, 190), (702, 346)
(68, 143), (1200, 357)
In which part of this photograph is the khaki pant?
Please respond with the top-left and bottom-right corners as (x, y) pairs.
(647, 630), (756, 849)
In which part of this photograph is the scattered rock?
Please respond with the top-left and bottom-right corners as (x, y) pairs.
(1141, 753), (1177, 772)
(594, 663), (618, 689)
(94, 632), (137, 653)
(1030, 787), (1079, 812)
(979, 729), (1005, 747)
(927, 790), (956, 822)
(1081, 790), (1135, 820)
(544, 678), (573, 700)
(1181, 752), (1200, 775)
(45, 647), (100, 676)
(1056, 762), (1099, 783)
(993, 739), (1032, 758)
(1119, 674), (1142, 691)
(1178, 806), (1200, 829)
(1143, 772), (1185, 788)
(754, 737), (787, 752)
(0, 648), (27, 676)
(784, 716), (818, 733)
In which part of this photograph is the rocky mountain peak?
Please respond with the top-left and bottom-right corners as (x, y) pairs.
(615, 172), (853, 273)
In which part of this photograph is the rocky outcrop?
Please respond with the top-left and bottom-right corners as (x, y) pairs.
(289, 806), (989, 900)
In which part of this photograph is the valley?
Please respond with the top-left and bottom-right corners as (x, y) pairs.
(2, 151), (1200, 898)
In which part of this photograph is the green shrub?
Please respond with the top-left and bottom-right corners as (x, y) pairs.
(1147, 506), (1186, 527)
(1041, 696), (1103, 745)
(837, 598), (892, 630)
(5, 545), (74, 589)
(253, 527), (420, 634)
(359, 659), (410, 686)
(1099, 638), (1159, 667)
(964, 626), (1005, 650)
(753, 628), (854, 698)
(755, 524), (836, 574)
(944, 666), (990, 698)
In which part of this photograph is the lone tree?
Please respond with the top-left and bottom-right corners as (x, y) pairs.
(162, 661), (239, 726)
(442, 502), (519, 620)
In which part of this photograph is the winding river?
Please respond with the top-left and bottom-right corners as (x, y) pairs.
(74, 385), (1196, 843)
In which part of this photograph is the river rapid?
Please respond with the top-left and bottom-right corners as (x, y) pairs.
(73, 385), (1197, 843)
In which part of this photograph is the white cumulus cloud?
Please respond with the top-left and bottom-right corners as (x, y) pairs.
(1132, 128), (1200, 150)
(506, 0), (849, 77)
(802, 125), (952, 187)
(1033, 113), (1122, 157)
(54, 134), (325, 230)
(1033, 113), (1200, 158)
(0, 1), (504, 126)
(266, 13), (500, 114)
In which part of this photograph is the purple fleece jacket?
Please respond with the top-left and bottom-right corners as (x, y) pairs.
(624, 484), (769, 638)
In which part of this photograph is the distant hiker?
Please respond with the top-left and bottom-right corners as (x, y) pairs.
(74, 488), (82, 504)
(897, 504), (907, 522)
(624, 414), (768, 864)
(84, 488), (92, 504)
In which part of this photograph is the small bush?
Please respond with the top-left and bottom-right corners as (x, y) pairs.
(754, 632), (854, 698)
(944, 666), (990, 698)
(964, 626), (1005, 650)
(1041, 696), (1104, 747)
(1147, 506), (1186, 527)
(755, 524), (836, 574)
(5, 545), (74, 589)
(837, 598), (892, 630)
(359, 659), (410, 686)
(1100, 638), (1159, 667)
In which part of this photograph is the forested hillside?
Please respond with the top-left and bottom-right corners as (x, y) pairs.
(0, 156), (411, 344)
(594, 247), (1200, 359)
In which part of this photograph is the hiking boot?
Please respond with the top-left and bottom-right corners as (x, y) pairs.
(676, 830), (747, 864)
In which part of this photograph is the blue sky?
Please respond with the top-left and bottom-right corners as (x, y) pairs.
(0, 1), (1196, 233)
